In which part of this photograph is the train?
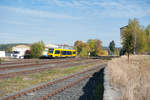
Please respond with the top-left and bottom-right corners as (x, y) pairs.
(44, 48), (76, 58)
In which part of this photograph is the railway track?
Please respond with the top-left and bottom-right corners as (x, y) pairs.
(0, 58), (88, 70)
(1, 59), (50, 65)
(1, 58), (80, 65)
(0, 59), (103, 79)
(1, 56), (111, 67)
(1, 56), (111, 66)
(0, 58), (80, 69)
(1, 63), (106, 100)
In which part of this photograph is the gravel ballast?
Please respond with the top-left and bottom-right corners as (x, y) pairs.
(12, 64), (106, 100)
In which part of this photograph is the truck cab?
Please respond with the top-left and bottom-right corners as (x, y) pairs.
(12, 51), (25, 59)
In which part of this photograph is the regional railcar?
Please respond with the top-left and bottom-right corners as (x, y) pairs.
(47, 48), (76, 58)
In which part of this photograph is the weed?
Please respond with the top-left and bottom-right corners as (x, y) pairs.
(107, 55), (150, 100)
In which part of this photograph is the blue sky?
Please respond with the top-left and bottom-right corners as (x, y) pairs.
(0, 0), (150, 47)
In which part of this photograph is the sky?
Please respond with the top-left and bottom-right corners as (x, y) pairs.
(0, 0), (150, 47)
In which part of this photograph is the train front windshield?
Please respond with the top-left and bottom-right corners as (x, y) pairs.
(49, 48), (54, 53)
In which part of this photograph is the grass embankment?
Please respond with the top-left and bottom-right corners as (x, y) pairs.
(107, 55), (150, 100)
(0, 58), (5, 64)
(0, 63), (100, 97)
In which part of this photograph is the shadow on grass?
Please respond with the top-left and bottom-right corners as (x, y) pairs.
(79, 67), (105, 100)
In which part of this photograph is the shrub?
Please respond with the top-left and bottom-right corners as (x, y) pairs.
(30, 41), (45, 58)
(0, 58), (2, 64)
(79, 47), (89, 57)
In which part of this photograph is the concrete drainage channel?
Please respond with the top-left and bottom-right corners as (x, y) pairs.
(1, 63), (106, 100)
(103, 67), (121, 100)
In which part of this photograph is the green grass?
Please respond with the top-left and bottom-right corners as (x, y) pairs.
(0, 58), (3, 64)
(0, 63), (97, 97)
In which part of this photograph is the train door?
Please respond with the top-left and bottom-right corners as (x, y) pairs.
(72, 50), (76, 57)
(61, 50), (67, 57)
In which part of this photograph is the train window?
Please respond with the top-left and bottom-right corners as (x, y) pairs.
(62, 51), (66, 55)
(69, 51), (72, 55)
(73, 52), (76, 54)
(70, 51), (72, 55)
(55, 50), (60, 54)
(66, 51), (72, 55)
(66, 51), (69, 55)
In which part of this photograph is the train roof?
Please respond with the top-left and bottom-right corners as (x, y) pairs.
(48, 48), (76, 51)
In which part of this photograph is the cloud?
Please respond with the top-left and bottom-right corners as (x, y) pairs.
(47, 0), (150, 18)
(96, 1), (150, 18)
(0, 5), (79, 20)
(2, 0), (149, 18)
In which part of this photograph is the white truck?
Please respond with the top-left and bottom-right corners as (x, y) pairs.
(12, 50), (25, 59)
(0, 51), (5, 57)
(12, 45), (30, 59)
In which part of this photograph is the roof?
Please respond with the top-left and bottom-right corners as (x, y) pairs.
(45, 44), (58, 48)
(13, 45), (30, 48)
(120, 25), (128, 29)
(12, 45), (30, 51)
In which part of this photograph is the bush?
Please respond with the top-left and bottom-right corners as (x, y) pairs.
(0, 58), (2, 64)
(30, 41), (45, 58)
(0, 58), (4, 64)
(99, 50), (108, 56)
(79, 47), (89, 57)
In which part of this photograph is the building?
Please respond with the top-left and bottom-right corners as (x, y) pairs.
(57, 44), (73, 49)
(12, 45), (30, 51)
(45, 44), (73, 49)
(45, 44), (58, 49)
(120, 25), (128, 43)
(120, 25), (128, 35)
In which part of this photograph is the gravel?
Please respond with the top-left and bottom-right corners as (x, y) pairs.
(0, 59), (99, 74)
(13, 64), (106, 100)
(49, 65), (105, 100)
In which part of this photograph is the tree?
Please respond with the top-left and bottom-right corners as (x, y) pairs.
(79, 43), (90, 57)
(74, 39), (102, 57)
(114, 48), (119, 56)
(87, 39), (102, 56)
(145, 24), (150, 51)
(94, 39), (102, 56)
(128, 18), (138, 54)
(74, 41), (90, 56)
(30, 41), (45, 58)
(121, 25), (134, 63)
(74, 40), (84, 55)
(127, 18), (148, 54)
(109, 40), (115, 55)
(121, 18), (148, 58)
(136, 29), (147, 53)
(87, 39), (95, 56)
